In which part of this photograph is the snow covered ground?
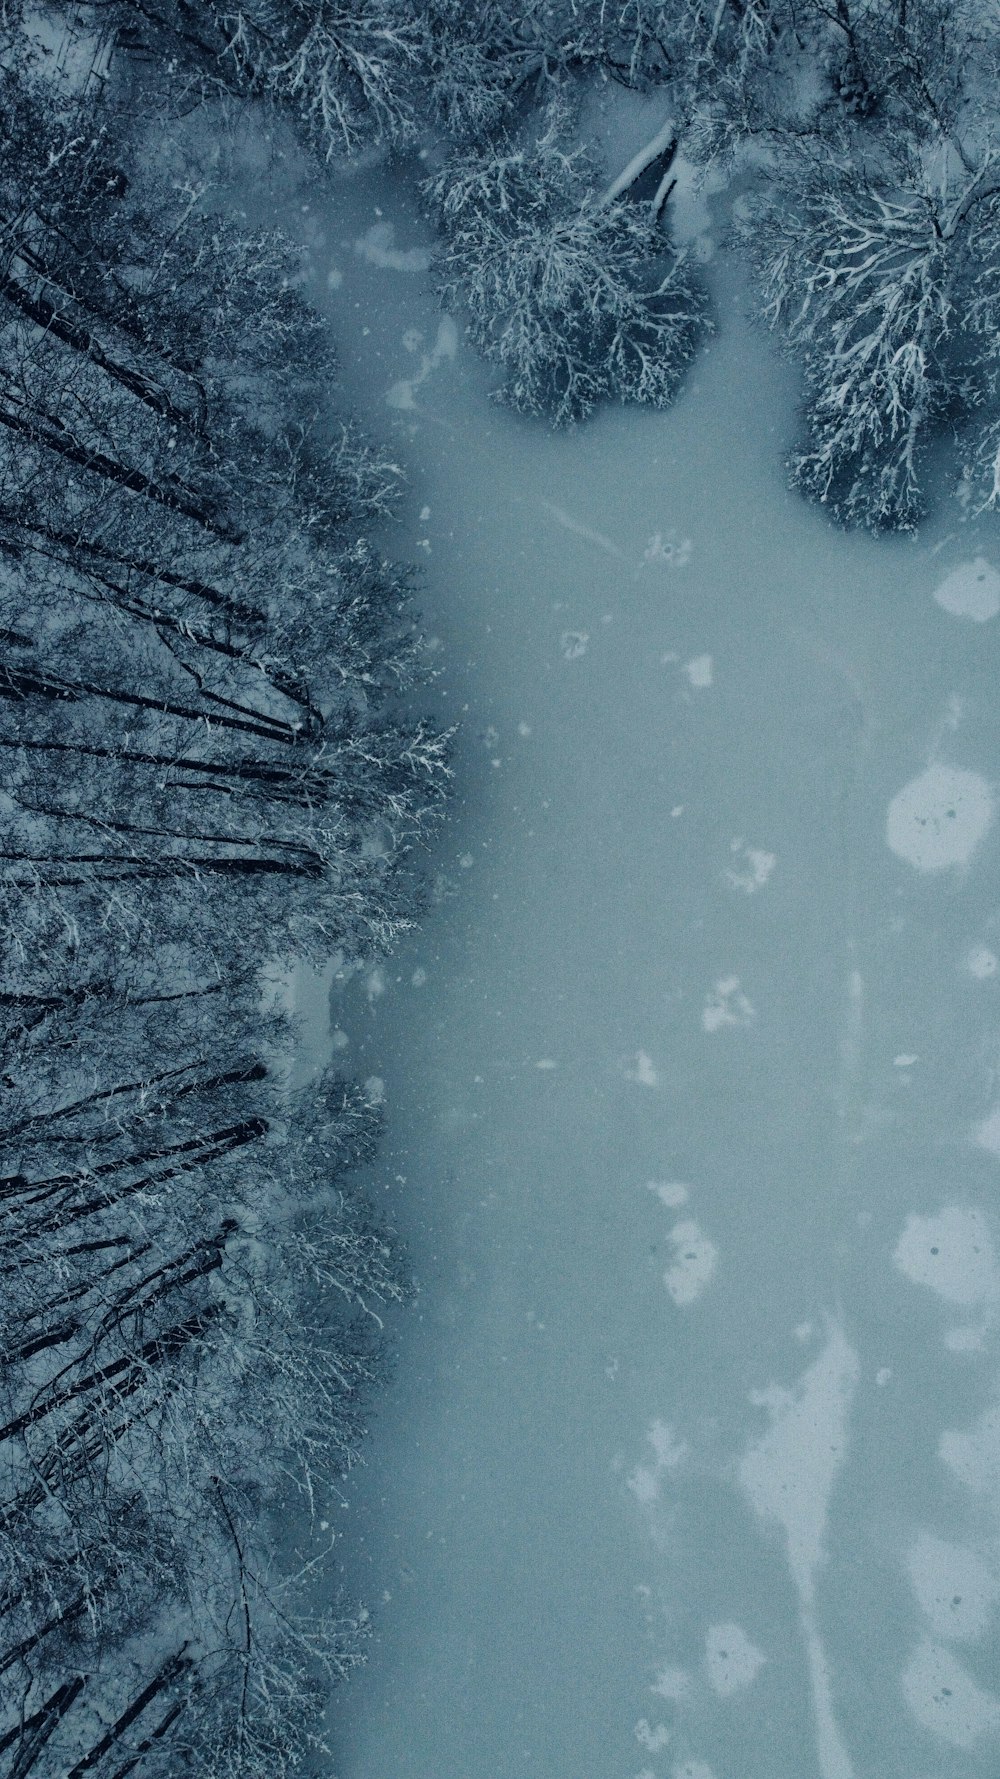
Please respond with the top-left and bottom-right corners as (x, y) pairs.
(259, 137), (1000, 1779)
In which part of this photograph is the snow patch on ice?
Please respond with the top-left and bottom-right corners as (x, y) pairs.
(647, 1180), (690, 1208)
(726, 840), (776, 894)
(627, 1419), (688, 1503)
(933, 558), (1000, 623)
(893, 1206), (998, 1308)
(651, 1666), (692, 1701)
(740, 1320), (859, 1599)
(739, 1322), (860, 1779)
(560, 630), (589, 660)
(905, 1530), (1000, 1642)
(702, 976), (755, 1032)
(901, 1639), (1000, 1747)
(684, 653), (713, 688)
(966, 946), (999, 978)
(354, 221), (433, 272)
(886, 766), (994, 872)
(672, 1761), (715, 1779)
(663, 1220), (718, 1306)
(635, 1718), (671, 1752)
(624, 1050), (660, 1087)
(386, 316), (458, 409)
(940, 1403), (1000, 1495)
(642, 529), (692, 568)
(974, 1108), (1000, 1158)
(704, 1622), (767, 1696)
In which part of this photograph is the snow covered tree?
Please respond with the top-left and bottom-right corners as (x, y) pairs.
(67, 0), (426, 158)
(736, 2), (1000, 527)
(0, 38), (441, 1777)
(424, 105), (708, 425)
(0, 959), (403, 1775)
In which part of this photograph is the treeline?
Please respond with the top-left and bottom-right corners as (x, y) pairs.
(44, 0), (1000, 529)
(0, 27), (448, 1779)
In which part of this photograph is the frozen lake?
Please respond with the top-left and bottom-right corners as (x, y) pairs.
(274, 142), (1000, 1779)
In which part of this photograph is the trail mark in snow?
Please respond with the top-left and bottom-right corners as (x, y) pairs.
(539, 500), (625, 561)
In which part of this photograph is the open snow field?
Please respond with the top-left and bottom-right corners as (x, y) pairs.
(268, 134), (1000, 1779)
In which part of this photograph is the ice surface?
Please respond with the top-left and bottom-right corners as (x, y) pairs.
(268, 145), (1000, 1779)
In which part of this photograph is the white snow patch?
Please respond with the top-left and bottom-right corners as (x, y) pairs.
(905, 1530), (1000, 1641)
(901, 1639), (1000, 1747)
(893, 1206), (998, 1307)
(704, 1622), (767, 1696)
(651, 1667), (692, 1701)
(386, 316), (457, 409)
(331, 1027), (349, 1050)
(624, 1050), (660, 1087)
(362, 1075), (385, 1105)
(940, 1404), (1000, 1495)
(966, 946), (999, 978)
(647, 1180), (690, 1208)
(559, 629), (589, 660)
(411, 967), (427, 987)
(642, 529), (692, 568)
(702, 976), (755, 1033)
(635, 1719), (671, 1752)
(739, 1320), (859, 1600)
(974, 1108), (1000, 1158)
(672, 1762), (715, 1779)
(933, 558), (1000, 623)
(354, 221), (433, 272)
(684, 653), (713, 688)
(365, 966), (386, 1000)
(726, 841), (777, 894)
(535, 1058), (558, 1070)
(893, 1054), (919, 1068)
(663, 1220), (718, 1306)
(627, 1419), (688, 1502)
(326, 265), (343, 289)
(885, 766), (994, 873)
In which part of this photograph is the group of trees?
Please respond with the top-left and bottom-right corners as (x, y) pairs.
(40, 0), (1000, 529)
(0, 24), (448, 1777)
